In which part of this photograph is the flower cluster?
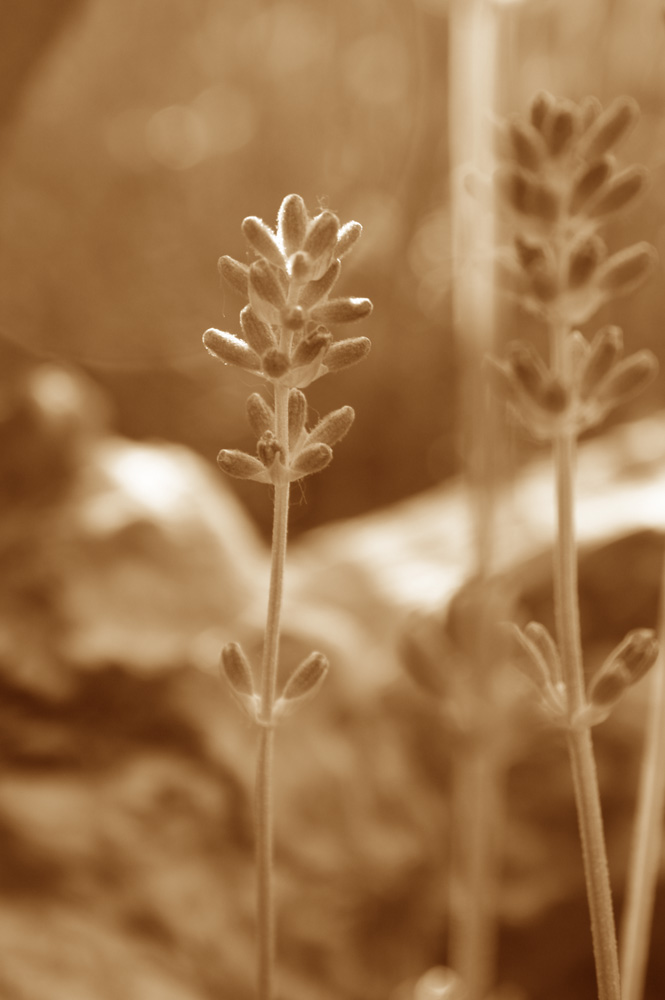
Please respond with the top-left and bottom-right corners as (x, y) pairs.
(508, 620), (659, 728)
(489, 92), (658, 439)
(203, 194), (372, 485)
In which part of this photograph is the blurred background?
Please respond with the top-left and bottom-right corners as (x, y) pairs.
(1, 2), (665, 999)
(1, 0), (662, 537)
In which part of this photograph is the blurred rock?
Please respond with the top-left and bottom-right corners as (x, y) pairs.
(1, 365), (665, 999)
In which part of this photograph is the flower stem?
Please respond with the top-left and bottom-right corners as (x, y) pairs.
(553, 426), (621, 1000)
(619, 571), (665, 1000)
(255, 384), (290, 1000)
(448, 743), (502, 1000)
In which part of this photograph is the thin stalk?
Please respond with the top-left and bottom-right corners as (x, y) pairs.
(448, 2), (504, 995)
(620, 571), (665, 1000)
(448, 745), (502, 1000)
(551, 373), (621, 1000)
(255, 384), (290, 1000)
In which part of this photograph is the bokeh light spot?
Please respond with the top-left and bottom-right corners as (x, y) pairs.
(145, 104), (209, 170)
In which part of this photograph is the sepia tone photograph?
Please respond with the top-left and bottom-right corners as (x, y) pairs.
(1, 1), (665, 998)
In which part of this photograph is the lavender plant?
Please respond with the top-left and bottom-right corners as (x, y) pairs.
(489, 94), (660, 1000)
(202, 194), (371, 1000)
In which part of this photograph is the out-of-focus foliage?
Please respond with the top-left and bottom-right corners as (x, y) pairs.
(0, 0), (664, 535)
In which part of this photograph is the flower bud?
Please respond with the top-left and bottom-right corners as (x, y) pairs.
(596, 242), (658, 296)
(240, 305), (276, 354)
(323, 336), (371, 372)
(203, 329), (262, 371)
(335, 221), (362, 258)
(291, 442), (333, 477)
(292, 328), (331, 367)
(274, 651), (329, 718)
(579, 95), (640, 160)
(579, 326), (623, 399)
(246, 392), (274, 437)
(567, 235), (606, 289)
(220, 642), (260, 720)
(289, 250), (313, 282)
(311, 297), (373, 325)
(299, 260), (342, 309)
(507, 117), (547, 171)
(523, 622), (563, 686)
(514, 236), (548, 273)
(303, 211), (340, 263)
(218, 255), (249, 297)
(569, 157), (612, 215)
(507, 342), (549, 400)
(278, 194), (309, 257)
(220, 641), (254, 696)
(495, 168), (558, 223)
(529, 90), (555, 132)
(579, 95), (603, 129)
(585, 166), (648, 219)
(262, 348), (291, 379)
(288, 388), (307, 449)
(217, 449), (267, 481)
(249, 260), (287, 324)
(257, 430), (285, 469)
(242, 216), (285, 267)
(547, 105), (577, 157)
(307, 405), (355, 447)
(594, 350), (658, 409)
(588, 629), (658, 710)
(283, 306), (305, 331)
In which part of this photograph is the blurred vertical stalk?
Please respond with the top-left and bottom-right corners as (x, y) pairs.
(448, 2), (502, 997)
(620, 573), (665, 1000)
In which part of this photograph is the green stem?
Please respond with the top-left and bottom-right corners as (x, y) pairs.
(255, 385), (290, 1000)
(619, 576), (665, 1000)
(449, 744), (502, 1000)
(553, 427), (621, 1000)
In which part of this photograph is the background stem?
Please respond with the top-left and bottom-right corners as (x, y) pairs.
(553, 428), (621, 1000)
(255, 384), (290, 1000)
(620, 567), (665, 1000)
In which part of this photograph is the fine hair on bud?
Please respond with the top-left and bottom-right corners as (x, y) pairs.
(262, 348), (291, 379)
(218, 255), (249, 297)
(217, 449), (267, 481)
(246, 393), (274, 437)
(307, 406), (355, 447)
(304, 211), (340, 263)
(249, 259), (287, 320)
(278, 194), (309, 257)
(291, 442), (333, 477)
(299, 260), (342, 309)
(292, 329), (331, 367)
(288, 388), (307, 449)
(242, 216), (285, 267)
(311, 297), (373, 325)
(240, 305), (276, 354)
(336, 221), (362, 258)
(203, 329), (262, 372)
(323, 337), (371, 372)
